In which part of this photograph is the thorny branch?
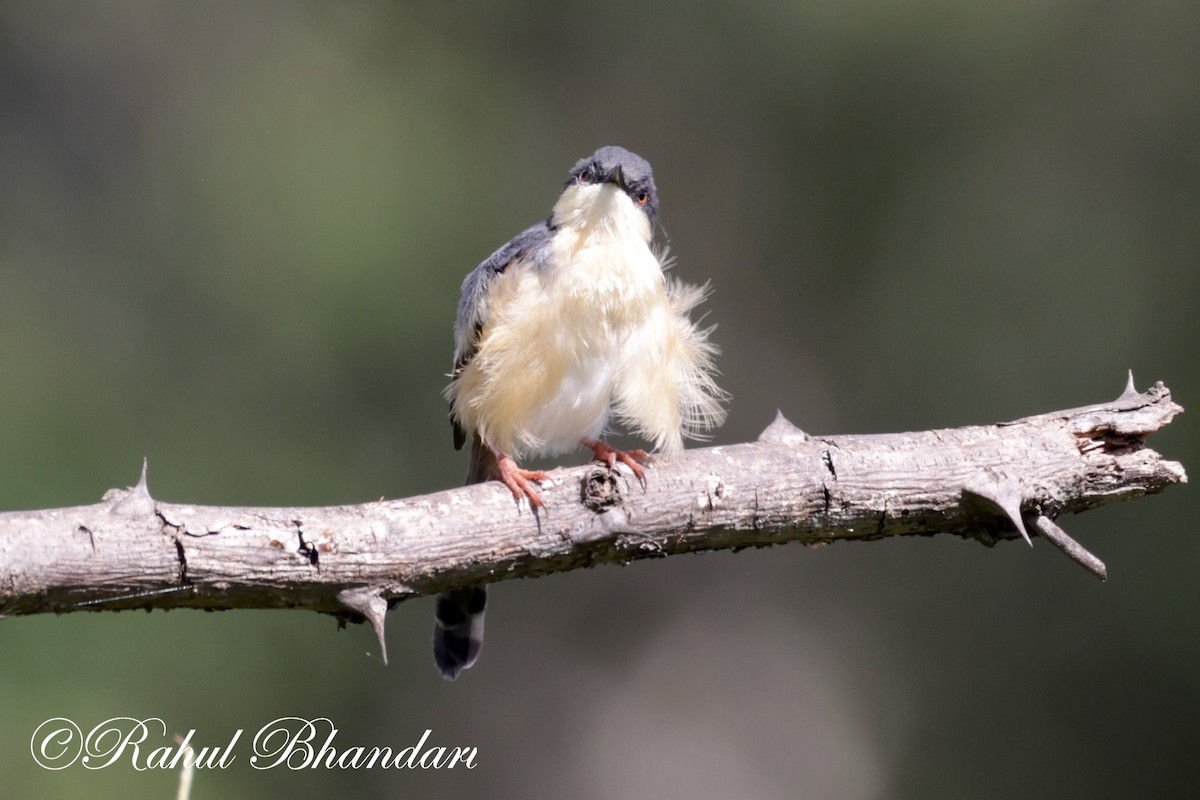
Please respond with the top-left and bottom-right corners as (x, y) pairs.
(0, 374), (1186, 660)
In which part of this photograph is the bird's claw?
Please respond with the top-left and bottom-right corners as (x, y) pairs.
(583, 439), (653, 488)
(495, 454), (549, 509)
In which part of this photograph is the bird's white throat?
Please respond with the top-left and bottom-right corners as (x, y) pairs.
(551, 182), (653, 244)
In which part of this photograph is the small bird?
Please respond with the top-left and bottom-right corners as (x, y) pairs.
(434, 146), (727, 679)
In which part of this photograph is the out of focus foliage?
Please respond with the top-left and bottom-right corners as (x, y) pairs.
(1, 2), (1195, 798)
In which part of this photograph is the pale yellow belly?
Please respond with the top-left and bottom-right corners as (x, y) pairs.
(453, 244), (666, 457)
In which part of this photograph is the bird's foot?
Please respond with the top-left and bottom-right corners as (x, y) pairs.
(582, 439), (653, 488)
(495, 452), (549, 509)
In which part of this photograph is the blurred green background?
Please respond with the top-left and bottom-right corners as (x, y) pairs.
(1, 1), (1196, 797)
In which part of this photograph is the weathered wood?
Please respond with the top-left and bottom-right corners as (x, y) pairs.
(0, 377), (1185, 657)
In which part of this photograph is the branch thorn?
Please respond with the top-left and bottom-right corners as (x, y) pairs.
(1118, 369), (1139, 402)
(338, 587), (389, 665)
(962, 479), (1032, 546)
(104, 457), (155, 517)
(1031, 515), (1107, 581)
(758, 410), (808, 443)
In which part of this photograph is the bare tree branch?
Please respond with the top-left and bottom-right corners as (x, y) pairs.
(0, 375), (1185, 660)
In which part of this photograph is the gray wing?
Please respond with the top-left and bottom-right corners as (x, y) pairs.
(450, 221), (554, 450)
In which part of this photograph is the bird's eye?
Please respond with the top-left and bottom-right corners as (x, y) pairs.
(577, 166), (594, 183)
(636, 192), (650, 206)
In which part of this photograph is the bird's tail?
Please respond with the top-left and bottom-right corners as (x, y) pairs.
(433, 436), (495, 680)
(433, 585), (487, 680)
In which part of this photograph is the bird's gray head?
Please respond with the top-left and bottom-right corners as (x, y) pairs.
(551, 146), (659, 240)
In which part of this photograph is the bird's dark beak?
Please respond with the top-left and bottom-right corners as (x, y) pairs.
(603, 165), (627, 190)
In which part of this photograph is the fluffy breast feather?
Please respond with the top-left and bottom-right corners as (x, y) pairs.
(448, 189), (726, 458)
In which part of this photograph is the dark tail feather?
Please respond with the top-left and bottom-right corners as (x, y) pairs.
(433, 586), (487, 679)
(433, 435), (496, 680)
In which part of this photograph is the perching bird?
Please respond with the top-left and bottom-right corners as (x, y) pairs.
(434, 146), (727, 679)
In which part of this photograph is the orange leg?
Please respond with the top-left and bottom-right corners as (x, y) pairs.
(494, 450), (549, 509)
(582, 439), (653, 487)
